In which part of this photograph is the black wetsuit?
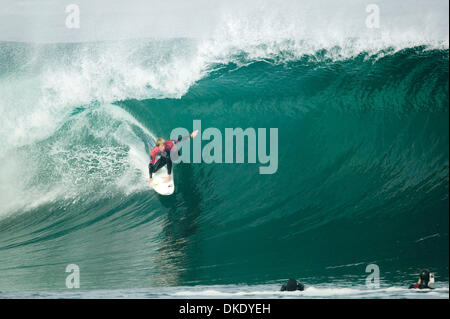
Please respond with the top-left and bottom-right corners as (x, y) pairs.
(409, 270), (434, 289)
(149, 154), (172, 179)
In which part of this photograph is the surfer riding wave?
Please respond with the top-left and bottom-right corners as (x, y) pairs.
(148, 130), (198, 184)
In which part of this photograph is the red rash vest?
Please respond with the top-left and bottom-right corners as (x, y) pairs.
(149, 140), (178, 164)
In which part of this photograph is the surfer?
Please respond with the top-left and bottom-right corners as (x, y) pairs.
(408, 269), (434, 289)
(280, 278), (305, 291)
(148, 130), (198, 184)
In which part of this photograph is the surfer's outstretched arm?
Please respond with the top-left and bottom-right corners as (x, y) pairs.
(174, 130), (199, 143)
(169, 130), (199, 157)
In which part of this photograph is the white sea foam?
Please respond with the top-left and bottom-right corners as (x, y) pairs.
(169, 284), (450, 299)
(0, 103), (155, 218)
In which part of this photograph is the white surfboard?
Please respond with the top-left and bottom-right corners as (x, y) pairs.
(151, 166), (174, 195)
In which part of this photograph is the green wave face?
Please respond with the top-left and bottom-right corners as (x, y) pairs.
(0, 40), (448, 292)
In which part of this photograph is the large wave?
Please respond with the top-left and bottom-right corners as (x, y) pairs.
(0, 33), (448, 289)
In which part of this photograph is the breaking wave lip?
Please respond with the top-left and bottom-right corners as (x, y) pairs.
(1, 0), (448, 129)
(1, 37), (447, 152)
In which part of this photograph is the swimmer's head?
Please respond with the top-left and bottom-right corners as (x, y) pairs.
(420, 269), (430, 284)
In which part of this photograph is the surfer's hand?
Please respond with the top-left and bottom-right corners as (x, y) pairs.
(190, 130), (199, 139)
(148, 178), (152, 184)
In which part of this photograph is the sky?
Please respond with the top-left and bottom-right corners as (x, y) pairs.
(0, 0), (448, 42)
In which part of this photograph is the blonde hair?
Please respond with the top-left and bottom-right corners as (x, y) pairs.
(156, 138), (166, 146)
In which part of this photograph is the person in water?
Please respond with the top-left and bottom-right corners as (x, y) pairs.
(409, 269), (434, 289)
(280, 278), (305, 291)
(148, 130), (198, 184)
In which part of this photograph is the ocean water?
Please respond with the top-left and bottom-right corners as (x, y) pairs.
(0, 33), (448, 298)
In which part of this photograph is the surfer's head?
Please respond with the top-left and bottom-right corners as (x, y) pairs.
(280, 279), (304, 291)
(420, 269), (430, 284)
(156, 138), (166, 151)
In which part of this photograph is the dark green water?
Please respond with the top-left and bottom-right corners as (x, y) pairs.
(0, 41), (448, 294)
